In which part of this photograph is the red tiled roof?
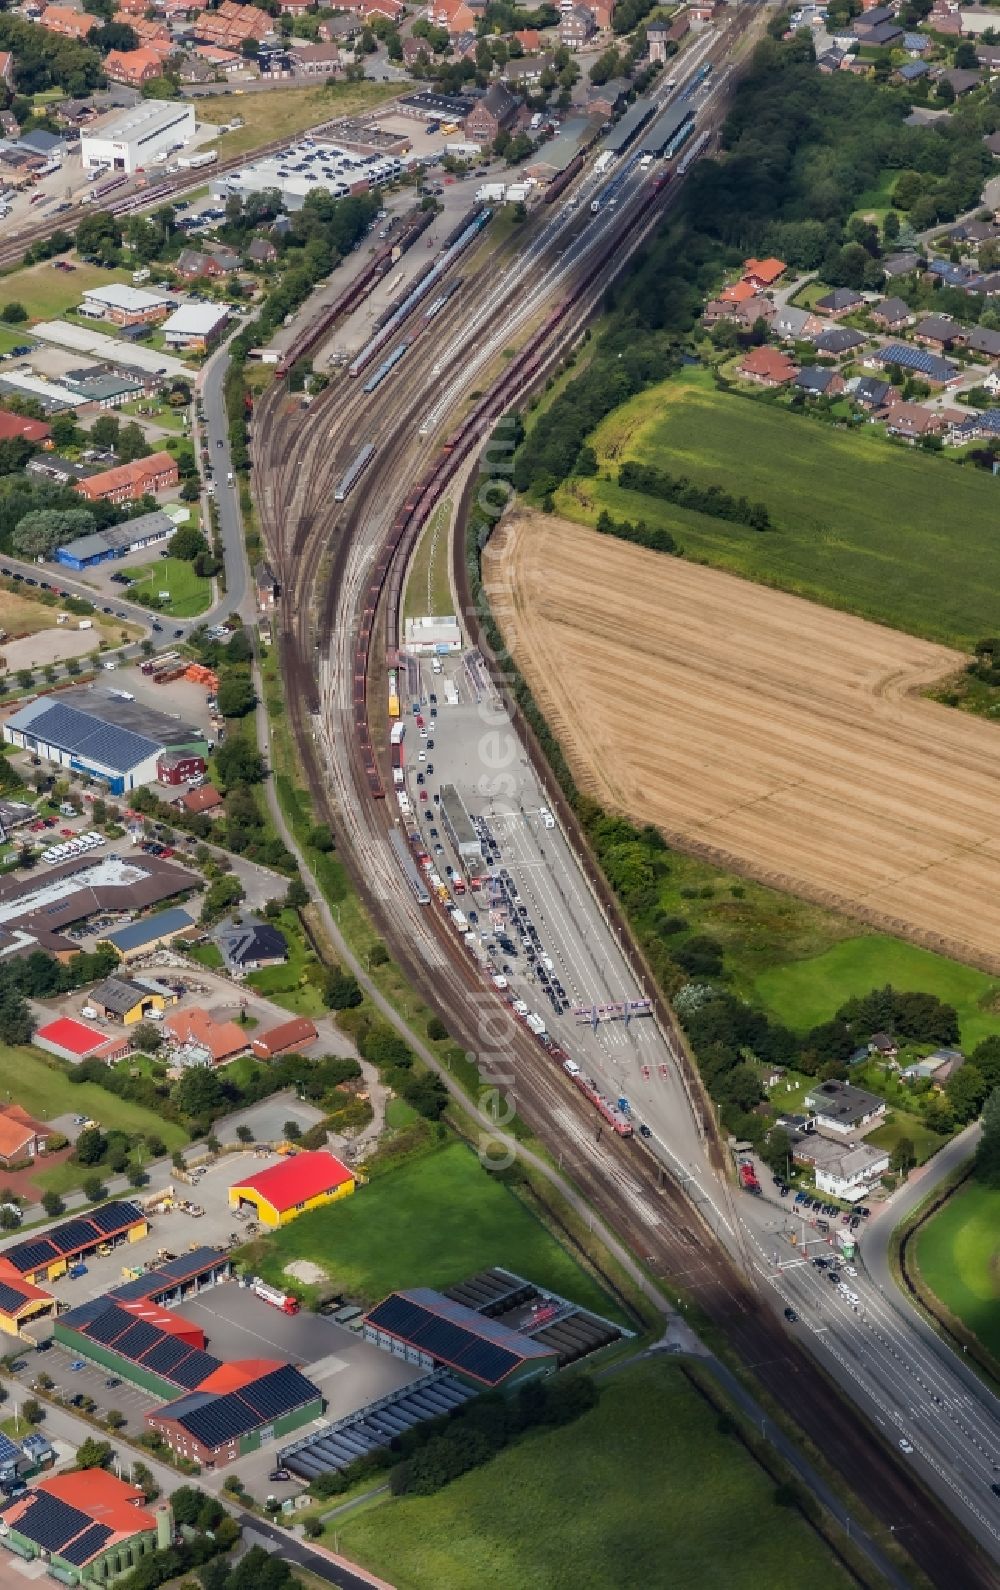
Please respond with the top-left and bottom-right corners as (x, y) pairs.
(165, 1007), (247, 1063)
(743, 256), (786, 285)
(0, 409), (51, 444)
(740, 346), (798, 381)
(251, 1016), (318, 1057)
(31, 1470), (155, 1541)
(0, 1104), (48, 1160)
(230, 1149), (354, 1214)
(181, 784), (222, 813)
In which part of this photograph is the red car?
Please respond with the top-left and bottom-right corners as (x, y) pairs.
(159, 846), (174, 858)
(30, 820), (45, 832)
(60, 828), (74, 837)
(419, 790), (429, 802)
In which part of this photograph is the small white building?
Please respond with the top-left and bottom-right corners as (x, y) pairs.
(81, 100), (196, 176)
(814, 1143), (890, 1202)
(403, 615), (462, 655)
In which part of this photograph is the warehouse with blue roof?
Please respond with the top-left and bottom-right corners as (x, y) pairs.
(3, 691), (206, 795)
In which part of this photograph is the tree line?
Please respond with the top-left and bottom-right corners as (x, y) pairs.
(618, 460), (771, 530)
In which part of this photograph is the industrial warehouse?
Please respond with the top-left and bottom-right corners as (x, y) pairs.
(80, 99), (196, 176)
(0, 1471), (166, 1583)
(228, 1150), (356, 1230)
(4, 691), (207, 794)
(0, 851), (198, 955)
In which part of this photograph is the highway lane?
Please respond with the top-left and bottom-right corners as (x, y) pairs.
(740, 1187), (1000, 1558)
(250, 13), (1000, 1578)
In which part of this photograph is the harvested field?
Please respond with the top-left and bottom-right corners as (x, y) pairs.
(484, 512), (1000, 971)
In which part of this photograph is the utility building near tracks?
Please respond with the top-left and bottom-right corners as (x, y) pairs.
(439, 784), (482, 865)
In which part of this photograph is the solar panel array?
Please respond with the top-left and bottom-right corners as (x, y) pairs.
(0, 1430), (22, 1468)
(878, 342), (957, 379)
(366, 1294), (522, 1386)
(3, 1202), (143, 1274)
(107, 1247), (227, 1306)
(164, 1364), (321, 1450)
(11, 1492), (92, 1555)
(0, 1279), (34, 1315)
(19, 702), (161, 775)
(59, 1523), (113, 1567)
(65, 1294), (220, 1390)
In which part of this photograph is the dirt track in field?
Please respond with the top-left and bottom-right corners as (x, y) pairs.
(484, 510), (1000, 972)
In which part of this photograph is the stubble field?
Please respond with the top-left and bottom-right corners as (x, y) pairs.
(484, 512), (1000, 971)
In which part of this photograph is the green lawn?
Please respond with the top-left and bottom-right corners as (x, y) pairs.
(8, 1045), (187, 1186)
(335, 1359), (853, 1590)
(556, 367), (1000, 646)
(0, 261), (131, 324)
(913, 1180), (1000, 1360)
(754, 935), (1000, 1050)
(246, 909), (326, 1016)
(866, 1110), (941, 1167)
(195, 81), (401, 159)
(120, 557), (211, 619)
(243, 1140), (623, 1318)
(403, 498), (454, 621)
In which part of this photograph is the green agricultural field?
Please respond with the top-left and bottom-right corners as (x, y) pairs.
(120, 557), (211, 619)
(913, 1180), (1000, 1360)
(754, 935), (1000, 1050)
(335, 1359), (853, 1590)
(556, 368), (1000, 646)
(244, 1140), (623, 1319)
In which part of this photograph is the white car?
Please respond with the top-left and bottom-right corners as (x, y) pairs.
(899, 1438), (914, 1454)
(844, 1266), (858, 1278)
(418, 751), (426, 762)
(539, 807), (556, 829)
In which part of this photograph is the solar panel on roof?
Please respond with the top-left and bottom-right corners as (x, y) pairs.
(112, 1319), (163, 1361)
(49, 1219), (100, 1256)
(87, 1201), (143, 1236)
(109, 1274), (163, 1302)
(3, 1237), (59, 1274)
(169, 1349), (221, 1389)
(152, 1247), (224, 1283)
(368, 1295), (520, 1385)
(0, 1281), (29, 1315)
(141, 1336), (192, 1378)
(19, 704), (160, 775)
(15, 1492), (91, 1554)
(85, 1303), (133, 1345)
(59, 1523), (113, 1567)
(178, 1393), (256, 1448)
(0, 1431), (21, 1467)
(238, 1365), (318, 1422)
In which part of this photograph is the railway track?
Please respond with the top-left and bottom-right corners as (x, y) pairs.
(250, 22), (1000, 1583)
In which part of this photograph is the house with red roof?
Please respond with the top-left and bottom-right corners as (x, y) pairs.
(0, 1470), (162, 1577)
(742, 256), (786, 290)
(164, 1007), (248, 1066)
(0, 409), (51, 447)
(739, 345), (799, 387)
(0, 1104), (51, 1168)
(229, 1149), (355, 1228)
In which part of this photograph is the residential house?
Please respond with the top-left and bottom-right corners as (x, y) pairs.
(514, 26), (541, 49)
(742, 256), (786, 290)
(560, 5), (596, 46)
(0, 409), (51, 445)
(288, 40), (340, 72)
(75, 450), (179, 506)
(738, 346), (799, 386)
(792, 1133), (890, 1201)
(926, 257), (982, 289)
(871, 295), (912, 330)
(965, 323), (1000, 358)
(856, 18), (903, 43)
(794, 365), (845, 397)
(464, 83), (518, 145)
(428, 0), (475, 30)
(164, 1006), (249, 1066)
(882, 250), (922, 277)
(815, 286), (864, 316)
(813, 326), (866, 356)
(279, 0), (312, 11)
(505, 54), (554, 89)
(247, 236), (278, 265)
(913, 313), (966, 348)
(901, 1048), (965, 1085)
(851, 373), (894, 409)
(803, 1078), (886, 1136)
(0, 1104), (51, 1168)
(852, 3), (894, 24)
(190, 44), (243, 72)
(104, 47), (168, 85)
(194, 0), (274, 47)
(817, 49), (846, 72)
(214, 919), (288, 974)
(179, 783), (223, 815)
(773, 303), (823, 340)
(356, 0), (403, 21)
(948, 217), (1000, 247)
(38, 6), (101, 38)
(935, 65), (983, 93)
(897, 60), (929, 82)
(868, 1031), (899, 1059)
(720, 277), (758, 306)
(176, 247), (228, 279)
(883, 400), (948, 441)
(871, 341), (960, 385)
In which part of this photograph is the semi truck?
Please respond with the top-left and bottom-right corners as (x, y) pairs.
(251, 1278), (300, 1314)
(738, 1161), (762, 1196)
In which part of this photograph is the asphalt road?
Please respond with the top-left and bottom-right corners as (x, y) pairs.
(738, 1166), (1000, 1558)
(199, 338), (253, 623)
